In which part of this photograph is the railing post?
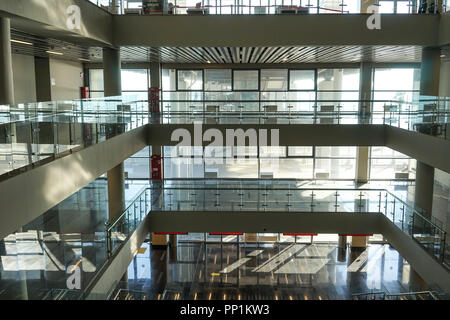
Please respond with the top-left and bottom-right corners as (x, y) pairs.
(334, 191), (338, 212)
(392, 198), (396, 222)
(441, 232), (446, 264)
(140, 196), (143, 221)
(401, 205), (405, 231)
(384, 192), (388, 216)
(106, 222), (112, 257)
(134, 203), (137, 229)
(378, 191), (382, 213)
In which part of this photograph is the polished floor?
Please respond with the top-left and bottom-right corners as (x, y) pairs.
(121, 240), (430, 300)
(0, 178), (147, 300)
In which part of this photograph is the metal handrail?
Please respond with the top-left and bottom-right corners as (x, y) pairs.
(352, 290), (439, 300)
(386, 291), (439, 300)
(151, 183), (446, 234)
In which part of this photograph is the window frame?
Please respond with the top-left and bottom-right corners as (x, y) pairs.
(176, 68), (205, 91)
(288, 69), (317, 91)
(232, 69), (260, 92)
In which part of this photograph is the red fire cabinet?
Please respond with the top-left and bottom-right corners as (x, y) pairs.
(151, 155), (162, 180)
(80, 86), (90, 99)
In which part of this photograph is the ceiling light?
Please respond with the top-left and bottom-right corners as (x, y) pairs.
(206, 60), (211, 64)
(78, 58), (91, 62)
(11, 39), (33, 46)
(46, 50), (64, 56)
(440, 54), (446, 58)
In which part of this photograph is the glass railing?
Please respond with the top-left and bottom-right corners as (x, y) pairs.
(106, 187), (151, 256)
(352, 290), (440, 300)
(17, 180), (444, 299)
(75, 186), (151, 300)
(0, 95), (149, 179)
(89, 0), (448, 15)
(142, 94), (450, 138)
(147, 181), (448, 269)
(0, 94), (448, 179)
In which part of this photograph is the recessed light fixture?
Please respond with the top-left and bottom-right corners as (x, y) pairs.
(46, 50), (64, 56)
(11, 39), (33, 46)
(78, 58), (91, 62)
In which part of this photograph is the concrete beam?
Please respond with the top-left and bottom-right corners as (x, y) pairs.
(0, 125), (147, 240)
(379, 215), (450, 292)
(385, 126), (450, 174)
(0, 0), (112, 46)
(148, 124), (386, 147)
(113, 14), (439, 47)
(148, 211), (383, 234)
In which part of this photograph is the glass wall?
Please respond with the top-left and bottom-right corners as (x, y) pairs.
(162, 67), (359, 114)
(372, 67), (420, 113)
(317, 68), (360, 114)
(89, 68), (150, 98)
(90, 0), (437, 14)
(369, 147), (416, 180)
(124, 147), (150, 180)
(163, 145), (357, 180)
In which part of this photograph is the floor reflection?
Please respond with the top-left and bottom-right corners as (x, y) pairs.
(123, 241), (429, 300)
(0, 179), (147, 300)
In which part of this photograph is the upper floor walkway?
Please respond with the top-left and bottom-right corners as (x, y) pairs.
(0, 95), (449, 241)
(1, 0), (449, 48)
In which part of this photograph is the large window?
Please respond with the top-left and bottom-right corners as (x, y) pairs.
(370, 147), (416, 180)
(289, 70), (315, 90)
(372, 68), (420, 112)
(124, 147), (150, 179)
(260, 69), (288, 91)
(233, 70), (259, 90)
(204, 69), (232, 91)
(89, 68), (150, 99)
(317, 68), (360, 113)
(177, 70), (203, 90)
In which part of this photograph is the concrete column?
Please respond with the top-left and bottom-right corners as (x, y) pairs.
(107, 162), (125, 222)
(338, 235), (347, 262)
(103, 47), (122, 97)
(420, 47), (441, 97)
(34, 57), (52, 102)
(359, 62), (372, 121)
(150, 62), (161, 89)
(0, 17), (14, 105)
(414, 161), (434, 218)
(103, 47), (125, 224)
(169, 234), (177, 247)
(415, 47), (439, 219)
(355, 146), (370, 184)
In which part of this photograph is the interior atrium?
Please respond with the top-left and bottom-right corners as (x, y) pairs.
(0, 0), (449, 307)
